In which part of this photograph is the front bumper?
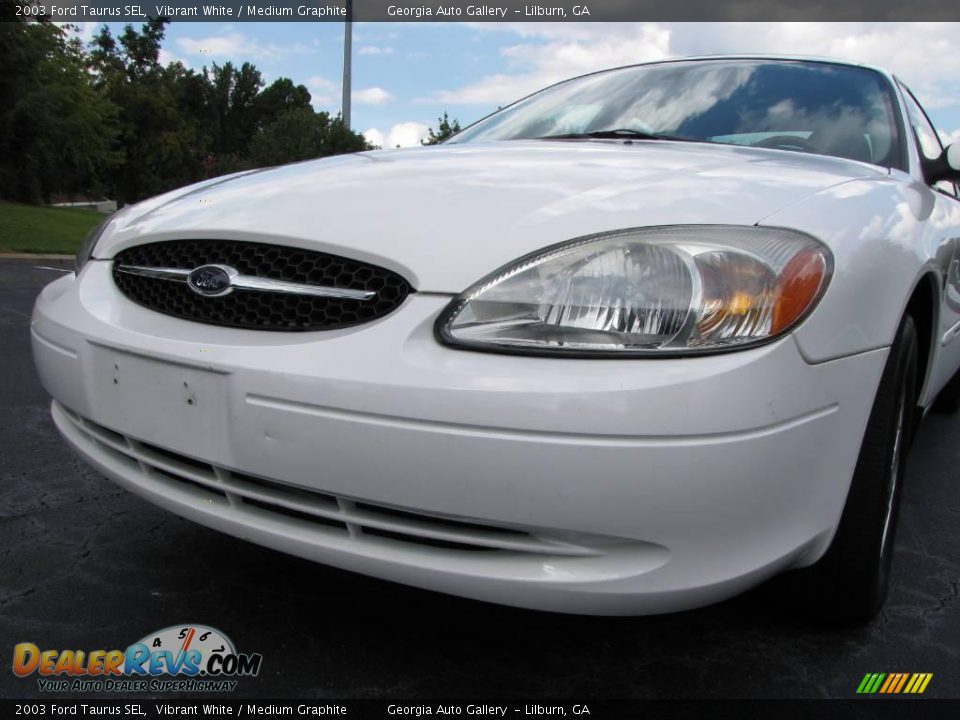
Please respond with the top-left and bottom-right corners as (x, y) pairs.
(32, 262), (887, 614)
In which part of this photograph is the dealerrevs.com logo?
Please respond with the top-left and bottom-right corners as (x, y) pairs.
(12, 624), (262, 693)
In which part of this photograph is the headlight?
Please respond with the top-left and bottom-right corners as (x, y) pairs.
(75, 216), (113, 273)
(436, 225), (832, 356)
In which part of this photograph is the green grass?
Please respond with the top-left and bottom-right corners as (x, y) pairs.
(0, 201), (105, 254)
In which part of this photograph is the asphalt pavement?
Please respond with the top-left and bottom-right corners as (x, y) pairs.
(1, 259), (958, 699)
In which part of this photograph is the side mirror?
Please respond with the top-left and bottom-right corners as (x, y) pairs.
(924, 143), (960, 183)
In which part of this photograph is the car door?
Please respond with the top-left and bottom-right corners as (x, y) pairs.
(897, 81), (960, 397)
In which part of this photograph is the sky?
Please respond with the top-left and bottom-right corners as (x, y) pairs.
(66, 21), (960, 149)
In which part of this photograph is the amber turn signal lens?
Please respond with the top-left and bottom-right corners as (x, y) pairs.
(772, 248), (828, 334)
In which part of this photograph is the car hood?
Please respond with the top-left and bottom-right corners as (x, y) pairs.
(100, 140), (887, 293)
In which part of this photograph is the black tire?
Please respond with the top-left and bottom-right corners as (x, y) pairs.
(790, 314), (918, 625)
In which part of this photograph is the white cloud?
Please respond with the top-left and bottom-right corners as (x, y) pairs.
(178, 33), (257, 58)
(176, 32), (313, 61)
(425, 22), (960, 120)
(364, 122), (430, 148)
(353, 87), (394, 105)
(305, 76), (338, 109)
(55, 22), (100, 44)
(941, 128), (960, 147)
(306, 76), (337, 92)
(422, 24), (671, 106)
(306, 78), (396, 112)
(158, 48), (190, 69)
(664, 22), (960, 113)
(358, 46), (394, 56)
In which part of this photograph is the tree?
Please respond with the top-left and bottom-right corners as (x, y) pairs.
(0, 20), (120, 202)
(423, 112), (462, 145)
(90, 20), (206, 204)
(2, 14), (377, 206)
(206, 61), (265, 159)
(249, 108), (372, 167)
(255, 78), (312, 129)
(165, 61), (217, 185)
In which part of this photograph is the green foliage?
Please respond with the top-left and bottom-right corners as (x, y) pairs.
(423, 112), (463, 145)
(256, 78), (313, 124)
(0, 20), (120, 203)
(89, 21), (209, 204)
(0, 202), (104, 254)
(208, 61), (264, 158)
(250, 109), (371, 167)
(0, 18), (374, 208)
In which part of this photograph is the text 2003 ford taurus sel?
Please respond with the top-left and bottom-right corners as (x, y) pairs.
(32, 57), (960, 623)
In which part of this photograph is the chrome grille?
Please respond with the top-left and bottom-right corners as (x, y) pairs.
(112, 240), (412, 331)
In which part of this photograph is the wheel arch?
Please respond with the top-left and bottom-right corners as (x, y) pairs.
(904, 270), (940, 408)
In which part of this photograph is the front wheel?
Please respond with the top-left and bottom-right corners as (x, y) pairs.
(789, 314), (918, 625)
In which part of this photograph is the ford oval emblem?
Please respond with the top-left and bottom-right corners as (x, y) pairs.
(187, 264), (236, 297)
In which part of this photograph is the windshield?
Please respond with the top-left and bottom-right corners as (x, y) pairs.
(450, 59), (904, 169)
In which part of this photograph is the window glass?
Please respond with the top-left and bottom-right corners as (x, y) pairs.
(899, 83), (957, 196)
(453, 60), (904, 170)
(899, 84), (943, 161)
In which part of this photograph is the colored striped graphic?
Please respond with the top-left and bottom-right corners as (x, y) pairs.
(856, 673), (933, 694)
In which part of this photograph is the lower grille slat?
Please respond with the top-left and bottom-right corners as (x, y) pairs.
(59, 406), (597, 558)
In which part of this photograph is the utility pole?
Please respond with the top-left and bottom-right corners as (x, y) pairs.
(342, 0), (353, 129)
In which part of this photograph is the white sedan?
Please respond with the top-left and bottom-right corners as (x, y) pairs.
(32, 56), (960, 623)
